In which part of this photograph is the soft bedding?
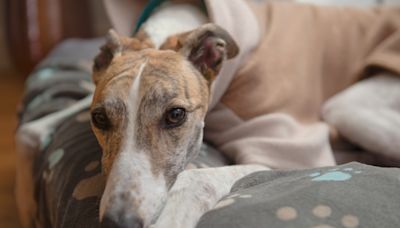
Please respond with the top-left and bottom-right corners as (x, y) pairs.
(17, 38), (400, 227)
(198, 162), (400, 228)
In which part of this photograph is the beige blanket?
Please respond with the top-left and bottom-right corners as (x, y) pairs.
(104, 0), (400, 169)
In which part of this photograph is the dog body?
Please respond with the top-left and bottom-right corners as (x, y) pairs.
(15, 1), (400, 228)
(90, 5), (269, 224)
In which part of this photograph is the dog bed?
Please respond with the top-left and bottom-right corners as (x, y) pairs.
(17, 38), (400, 227)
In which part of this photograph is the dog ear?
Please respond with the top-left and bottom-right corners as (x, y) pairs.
(93, 30), (123, 72)
(92, 30), (154, 84)
(92, 30), (123, 84)
(161, 24), (239, 83)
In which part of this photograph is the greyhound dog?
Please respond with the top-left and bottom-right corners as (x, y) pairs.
(16, 21), (266, 228)
(90, 4), (271, 227)
(91, 25), (267, 227)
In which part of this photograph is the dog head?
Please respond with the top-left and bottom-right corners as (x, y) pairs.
(90, 24), (238, 227)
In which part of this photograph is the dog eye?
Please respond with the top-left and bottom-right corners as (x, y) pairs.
(164, 107), (187, 128)
(91, 108), (110, 130)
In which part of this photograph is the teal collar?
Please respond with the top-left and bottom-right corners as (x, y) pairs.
(134, 0), (166, 35)
(133, 0), (207, 35)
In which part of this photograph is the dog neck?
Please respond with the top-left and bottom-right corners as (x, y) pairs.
(141, 2), (208, 49)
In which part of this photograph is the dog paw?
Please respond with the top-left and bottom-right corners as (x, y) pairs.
(276, 204), (360, 228)
(309, 167), (362, 182)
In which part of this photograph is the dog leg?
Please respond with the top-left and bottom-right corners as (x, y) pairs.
(151, 164), (268, 228)
(15, 95), (93, 227)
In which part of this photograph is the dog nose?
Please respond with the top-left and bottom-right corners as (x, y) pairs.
(100, 214), (143, 228)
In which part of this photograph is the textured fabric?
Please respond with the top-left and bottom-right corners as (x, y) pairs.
(205, 1), (400, 168)
(197, 162), (400, 228)
(322, 74), (400, 163)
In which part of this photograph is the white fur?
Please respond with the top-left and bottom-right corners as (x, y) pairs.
(124, 61), (147, 153)
(99, 62), (147, 219)
(100, 152), (167, 225)
(99, 61), (168, 225)
(143, 3), (208, 49)
(152, 164), (268, 228)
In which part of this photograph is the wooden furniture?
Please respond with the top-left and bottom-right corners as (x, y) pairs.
(5, 0), (95, 74)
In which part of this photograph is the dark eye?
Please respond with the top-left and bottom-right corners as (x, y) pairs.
(164, 107), (187, 128)
(91, 108), (110, 130)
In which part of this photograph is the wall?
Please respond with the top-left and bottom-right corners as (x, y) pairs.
(0, 0), (12, 70)
(89, 0), (112, 36)
(0, 0), (111, 72)
(2, 0), (399, 72)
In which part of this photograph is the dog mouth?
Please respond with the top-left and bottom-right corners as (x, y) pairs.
(100, 209), (144, 228)
(99, 175), (168, 228)
(99, 150), (169, 227)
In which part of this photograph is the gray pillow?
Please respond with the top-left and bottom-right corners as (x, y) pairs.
(197, 162), (400, 228)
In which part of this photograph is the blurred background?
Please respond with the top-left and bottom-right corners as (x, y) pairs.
(0, 0), (398, 227)
(0, 1), (110, 227)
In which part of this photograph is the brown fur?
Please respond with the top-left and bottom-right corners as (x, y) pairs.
(160, 24), (239, 83)
(92, 25), (238, 180)
(91, 41), (210, 180)
(91, 26), (239, 224)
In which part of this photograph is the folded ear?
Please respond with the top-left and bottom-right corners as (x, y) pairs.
(92, 30), (154, 84)
(161, 24), (239, 83)
(92, 30), (124, 84)
(93, 30), (123, 73)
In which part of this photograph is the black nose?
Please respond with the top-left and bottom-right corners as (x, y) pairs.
(100, 214), (143, 228)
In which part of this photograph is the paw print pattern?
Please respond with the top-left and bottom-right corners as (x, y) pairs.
(309, 167), (362, 182)
(276, 204), (360, 228)
(212, 193), (253, 210)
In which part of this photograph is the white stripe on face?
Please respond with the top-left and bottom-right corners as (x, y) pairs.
(100, 61), (168, 225)
(124, 61), (146, 153)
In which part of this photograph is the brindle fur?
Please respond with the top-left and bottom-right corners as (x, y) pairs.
(91, 25), (240, 227)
